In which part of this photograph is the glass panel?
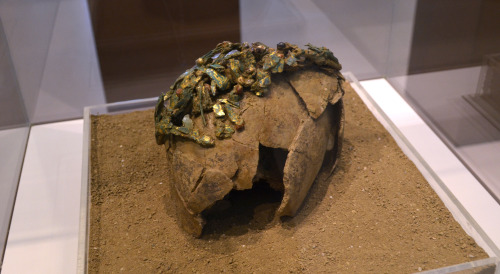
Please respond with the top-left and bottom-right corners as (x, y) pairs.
(383, 0), (500, 203)
(30, 0), (105, 123)
(0, 13), (29, 266)
(0, 0), (104, 264)
(0, 0), (105, 124)
(0, 0), (60, 123)
(421, 257), (499, 274)
(307, 0), (500, 204)
(240, 0), (381, 79)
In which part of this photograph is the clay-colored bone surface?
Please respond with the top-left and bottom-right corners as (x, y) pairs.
(165, 69), (344, 236)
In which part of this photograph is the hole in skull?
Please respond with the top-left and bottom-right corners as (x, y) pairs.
(201, 181), (283, 236)
(201, 145), (288, 237)
(254, 144), (288, 192)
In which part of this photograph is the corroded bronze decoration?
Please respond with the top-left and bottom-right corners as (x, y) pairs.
(155, 42), (345, 237)
(154, 41), (344, 147)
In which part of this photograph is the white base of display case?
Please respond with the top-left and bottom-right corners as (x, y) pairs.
(2, 120), (83, 273)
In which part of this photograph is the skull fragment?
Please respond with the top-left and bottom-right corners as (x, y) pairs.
(155, 42), (345, 236)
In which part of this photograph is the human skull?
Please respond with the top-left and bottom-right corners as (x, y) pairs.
(155, 42), (344, 236)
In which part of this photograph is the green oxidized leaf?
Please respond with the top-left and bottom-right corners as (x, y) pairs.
(154, 41), (343, 147)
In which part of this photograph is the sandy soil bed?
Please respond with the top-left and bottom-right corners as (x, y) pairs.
(89, 84), (488, 273)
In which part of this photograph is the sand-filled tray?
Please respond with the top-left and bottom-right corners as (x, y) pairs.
(78, 73), (499, 273)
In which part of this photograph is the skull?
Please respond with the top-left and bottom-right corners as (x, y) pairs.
(164, 69), (343, 236)
(155, 42), (344, 236)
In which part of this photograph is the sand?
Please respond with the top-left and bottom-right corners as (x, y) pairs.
(89, 84), (488, 273)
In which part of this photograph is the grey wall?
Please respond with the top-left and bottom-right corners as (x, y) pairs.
(0, 0), (106, 124)
(0, 0), (60, 123)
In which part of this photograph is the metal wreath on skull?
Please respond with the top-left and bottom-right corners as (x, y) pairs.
(154, 41), (345, 236)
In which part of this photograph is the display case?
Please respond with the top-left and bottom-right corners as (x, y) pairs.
(2, 0), (500, 272)
(79, 73), (499, 273)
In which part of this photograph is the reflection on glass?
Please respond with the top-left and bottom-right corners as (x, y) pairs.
(466, 54), (500, 131)
(383, 0), (500, 202)
(89, 0), (240, 102)
(0, 15), (30, 266)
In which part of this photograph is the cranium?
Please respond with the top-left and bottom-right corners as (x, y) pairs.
(155, 42), (344, 236)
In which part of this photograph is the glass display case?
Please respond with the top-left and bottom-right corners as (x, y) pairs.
(1, 0), (500, 272)
(79, 73), (500, 273)
(300, 0), (500, 204)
